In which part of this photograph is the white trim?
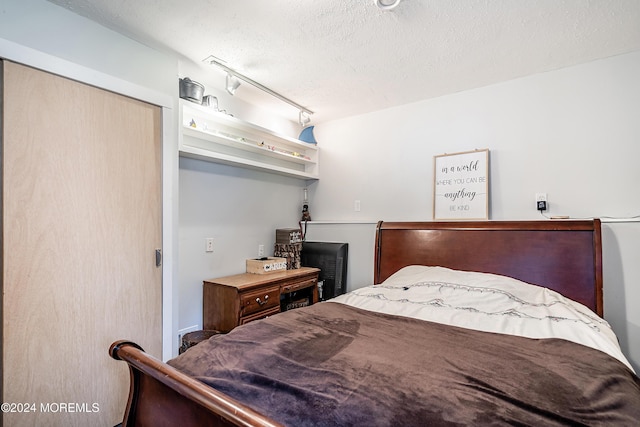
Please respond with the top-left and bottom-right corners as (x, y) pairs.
(303, 218), (640, 225)
(303, 220), (378, 225)
(1, 37), (177, 361)
(600, 217), (640, 223)
(0, 38), (171, 108)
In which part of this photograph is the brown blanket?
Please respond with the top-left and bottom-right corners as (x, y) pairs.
(169, 302), (640, 426)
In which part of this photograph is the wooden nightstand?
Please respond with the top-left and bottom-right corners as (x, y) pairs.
(203, 267), (320, 333)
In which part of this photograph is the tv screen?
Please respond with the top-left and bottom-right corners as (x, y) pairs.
(301, 242), (348, 300)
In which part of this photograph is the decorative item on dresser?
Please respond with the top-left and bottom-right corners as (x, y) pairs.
(273, 243), (302, 270)
(203, 267), (320, 333)
(274, 227), (303, 270)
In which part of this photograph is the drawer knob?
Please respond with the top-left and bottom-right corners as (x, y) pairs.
(255, 295), (269, 306)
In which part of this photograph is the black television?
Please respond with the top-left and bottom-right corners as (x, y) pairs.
(301, 241), (348, 301)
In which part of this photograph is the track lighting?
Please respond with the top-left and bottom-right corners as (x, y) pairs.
(225, 73), (241, 95)
(204, 55), (314, 125)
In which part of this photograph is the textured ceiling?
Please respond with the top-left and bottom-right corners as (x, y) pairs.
(47, 0), (640, 123)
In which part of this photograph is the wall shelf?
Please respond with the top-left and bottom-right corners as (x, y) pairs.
(179, 99), (318, 180)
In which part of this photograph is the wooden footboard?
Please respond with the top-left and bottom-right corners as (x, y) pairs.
(109, 340), (283, 427)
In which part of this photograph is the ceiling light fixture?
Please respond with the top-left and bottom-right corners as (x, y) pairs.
(375, 0), (402, 11)
(204, 55), (314, 125)
(225, 73), (241, 95)
(299, 111), (311, 127)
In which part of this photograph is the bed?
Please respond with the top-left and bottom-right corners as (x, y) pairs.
(110, 219), (640, 426)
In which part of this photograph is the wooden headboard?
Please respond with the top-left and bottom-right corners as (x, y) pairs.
(374, 220), (603, 316)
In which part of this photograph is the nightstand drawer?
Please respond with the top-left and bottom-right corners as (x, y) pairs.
(240, 306), (280, 325)
(281, 277), (317, 294)
(240, 286), (280, 316)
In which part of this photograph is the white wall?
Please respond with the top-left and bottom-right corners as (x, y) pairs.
(0, 0), (176, 95)
(178, 158), (308, 336)
(602, 222), (640, 372)
(309, 50), (640, 372)
(310, 51), (640, 222)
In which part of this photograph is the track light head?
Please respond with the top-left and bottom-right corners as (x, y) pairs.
(299, 110), (311, 127)
(225, 73), (241, 95)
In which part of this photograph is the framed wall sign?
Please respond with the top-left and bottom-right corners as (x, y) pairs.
(433, 149), (489, 220)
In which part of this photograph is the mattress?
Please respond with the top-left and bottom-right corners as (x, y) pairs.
(333, 265), (633, 371)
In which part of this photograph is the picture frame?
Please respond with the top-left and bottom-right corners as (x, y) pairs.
(433, 149), (489, 220)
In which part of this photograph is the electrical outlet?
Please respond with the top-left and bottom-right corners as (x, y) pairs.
(535, 193), (548, 211)
(258, 244), (265, 257)
(354, 200), (361, 212)
(205, 237), (214, 252)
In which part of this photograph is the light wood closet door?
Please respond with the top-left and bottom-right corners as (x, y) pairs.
(2, 61), (162, 426)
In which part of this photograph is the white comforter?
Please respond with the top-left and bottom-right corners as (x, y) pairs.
(332, 265), (634, 372)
